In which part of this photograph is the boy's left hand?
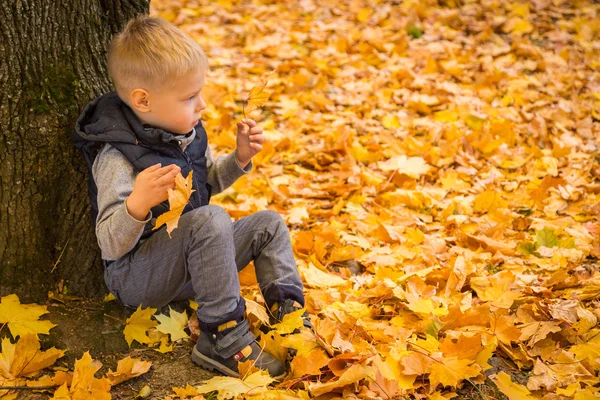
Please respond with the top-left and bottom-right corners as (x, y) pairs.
(235, 118), (265, 168)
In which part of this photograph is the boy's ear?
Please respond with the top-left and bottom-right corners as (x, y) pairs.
(130, 88), (151, 113)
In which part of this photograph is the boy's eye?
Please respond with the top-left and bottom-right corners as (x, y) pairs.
(187, 95), (195, 101)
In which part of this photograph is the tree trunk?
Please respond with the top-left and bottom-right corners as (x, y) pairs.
(0, 0), (149, 301)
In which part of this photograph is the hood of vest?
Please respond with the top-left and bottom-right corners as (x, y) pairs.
(74, 91), (189, 149)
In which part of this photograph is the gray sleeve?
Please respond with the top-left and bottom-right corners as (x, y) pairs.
(92, 145), (151, 261)
(206, 146), (253, 195)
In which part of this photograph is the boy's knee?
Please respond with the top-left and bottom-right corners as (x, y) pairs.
(258, 210), (286, 229)
(189, 205), (232, 230)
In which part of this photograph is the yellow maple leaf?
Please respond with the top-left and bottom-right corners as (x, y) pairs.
(440, 334), (482, 360)
(0, 294), (56, 338)
(378, 155), (430, 178)
(491, 371), (533, 400)
(123, 305), (158, 347)
(381, 114), (400, 129)
(0, 334), (65, 379)
(400, 351), (435, 375)
(428, 357), (480, 390)
(470, 271), (522, 308)
(243, 72), (271, 118)
(271, 308), (305, 335)
(103, 293), (116, 303)
(69, 352), (111, 400)
(300, 263), (347, 288)
(153, 171), (195, 238)
(280, 329), (320, 357)
(106, 356), (152, 386)
(147, 328), (173, 353)
(473, 190), (507, 214)
(155, 307), (189, 342)
(51, 383), (70, 400)
(570, 335), (600, 368)
(244, 298), (270, 327)
(172, 384), (200, 398)
(195, 370), (274, 397)
(428, 391), (458, 400)
(309, 364), (367, 396)
(289, 348), (331, 378)
(238, 359), (262, 379)
(258, 331), (288, 364)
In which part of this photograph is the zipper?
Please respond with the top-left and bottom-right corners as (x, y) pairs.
(175, 142), (202, 204)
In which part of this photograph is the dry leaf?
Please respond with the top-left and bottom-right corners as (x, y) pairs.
(0, 334), (65, 379)
(195, 370), (274, 398)
(153, 171), (195, 238)
(106, 356), (152, 386)
(243, 73), (272, 117)
(123, 305), (158, 347)
(0, 294), (56, 338)
(155, 307), (189, 342)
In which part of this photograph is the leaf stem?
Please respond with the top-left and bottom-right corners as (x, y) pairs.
(364, 374), (391, 399)
(466, 378), (489, 400)
(103, 313), (126, 324)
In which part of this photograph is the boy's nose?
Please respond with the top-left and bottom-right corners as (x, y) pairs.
(196, 96), (207, 112)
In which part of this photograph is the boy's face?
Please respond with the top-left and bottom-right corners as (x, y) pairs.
(131, 68), (207, 135)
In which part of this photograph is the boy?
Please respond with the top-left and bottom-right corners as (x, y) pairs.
(72, 15), (309, 378)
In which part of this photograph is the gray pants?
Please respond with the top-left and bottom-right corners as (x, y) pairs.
(104, 205), (305, 331)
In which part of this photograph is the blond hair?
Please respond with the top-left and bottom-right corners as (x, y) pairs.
(107, 15), (207, 97)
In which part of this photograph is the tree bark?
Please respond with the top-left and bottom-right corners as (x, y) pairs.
(0, 0), (149, 301)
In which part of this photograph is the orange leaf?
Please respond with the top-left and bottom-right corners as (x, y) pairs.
(244, 73), (272, 117)
(429, 357), (480, 390)
(290, 348), (330, 377)
(153, 171), (195, 238)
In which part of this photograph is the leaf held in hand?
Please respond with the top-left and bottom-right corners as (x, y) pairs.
(243, 72), (272, 117)
(153, 171), (195, 238)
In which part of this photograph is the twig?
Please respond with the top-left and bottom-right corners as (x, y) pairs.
(104, 313), (126, 324)
(50, 239), (70, 273)
(379, 169), (397, 193)
(0, 322), (6, 334)
(0, 385), (57, 390)
(241, 343), (266, 381)
(466, 378), (489, 400)
(364, 374), (391, 399)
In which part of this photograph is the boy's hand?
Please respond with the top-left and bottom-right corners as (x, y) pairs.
(235, 118), (265, 168)
(126, 163), (181, 221)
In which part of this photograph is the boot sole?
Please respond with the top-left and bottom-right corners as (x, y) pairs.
(191, 346), (286, 381)
(192, 345), (241, 378)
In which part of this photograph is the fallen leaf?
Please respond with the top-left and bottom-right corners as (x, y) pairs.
(0, 294), (56, 338)
(106, 356), (152, 386)
(69, 352), (111, 400)
(290, 348), (330, 377)
(378, 155), (430, 178)
(0, 334), (65, 379)
(309, 364), (366, 396)
(155, 307), (189, 342)
(195, 370), (274, 398)
(492, 371), (533, 400)
(428, 357), (480, 390)
(123, 305), (158, 347)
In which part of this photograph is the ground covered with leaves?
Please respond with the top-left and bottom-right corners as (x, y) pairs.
(2, 0), (600, 398)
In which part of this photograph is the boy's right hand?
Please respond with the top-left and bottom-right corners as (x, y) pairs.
(126, 163), (181, 221)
